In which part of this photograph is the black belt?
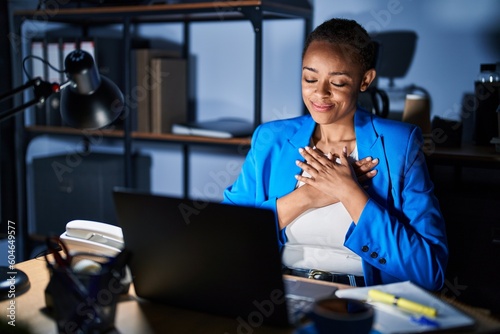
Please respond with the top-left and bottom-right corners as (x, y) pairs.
(284, 268), (365, 287)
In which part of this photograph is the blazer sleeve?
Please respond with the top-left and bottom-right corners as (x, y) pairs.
(222, 125), (278, 213)
(344, 126), (448, 291)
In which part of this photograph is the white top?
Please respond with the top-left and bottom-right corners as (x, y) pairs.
(282, 146), (363, 276)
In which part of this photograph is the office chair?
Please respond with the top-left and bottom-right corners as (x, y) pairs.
(358, 40), (390, 118)
(371, 30), (418, 89)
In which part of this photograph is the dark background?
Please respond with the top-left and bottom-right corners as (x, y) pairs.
(0, 0), (18, 237)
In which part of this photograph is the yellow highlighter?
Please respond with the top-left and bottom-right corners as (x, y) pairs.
(368, 289), (438, 317)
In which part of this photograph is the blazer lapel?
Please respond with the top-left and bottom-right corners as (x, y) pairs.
(355, 111), (390, 207)
(269, 112), (391, 206)
(269, 117), (316, 198)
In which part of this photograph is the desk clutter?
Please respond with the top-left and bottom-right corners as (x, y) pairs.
(43, 235), (130, 333)
(2, 229), (500, 333)
(336, 281), (476, 334)
(474, 63), (500, 146)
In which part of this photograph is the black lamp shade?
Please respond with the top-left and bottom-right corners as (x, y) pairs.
(60, 76), (124, 130)
(60, 49), (124, 130)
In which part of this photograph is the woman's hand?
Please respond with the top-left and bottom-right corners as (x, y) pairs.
(353, 156), (379, 187)
(276, 147), (378, 229)
(294, 146), (376, 222)
(296, 146), (378, 193)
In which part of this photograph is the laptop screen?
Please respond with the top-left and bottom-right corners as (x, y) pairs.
(113, 189), (291, 326)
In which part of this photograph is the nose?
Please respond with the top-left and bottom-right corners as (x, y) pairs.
(315, 80), (331, 96)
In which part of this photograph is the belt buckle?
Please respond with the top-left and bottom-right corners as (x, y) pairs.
(308, 269), (332, 281)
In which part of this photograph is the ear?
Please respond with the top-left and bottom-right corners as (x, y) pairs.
(359, 69), (377, 92)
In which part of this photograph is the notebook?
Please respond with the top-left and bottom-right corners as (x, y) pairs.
(112, 189), (338, 327)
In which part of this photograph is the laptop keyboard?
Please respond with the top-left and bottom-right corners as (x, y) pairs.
(286, 294), (315, 324)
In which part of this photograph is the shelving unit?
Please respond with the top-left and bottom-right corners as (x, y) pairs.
(10, 1), (313, 259)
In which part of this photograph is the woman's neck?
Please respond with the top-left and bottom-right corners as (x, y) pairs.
(313, 123), (356, 155)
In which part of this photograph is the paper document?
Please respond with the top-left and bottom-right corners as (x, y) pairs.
(172, 118), (253, 138)
(336, 281), (475, 333)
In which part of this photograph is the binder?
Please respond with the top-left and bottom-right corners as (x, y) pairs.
(130, 49), (180, 133)
(30, 40), (46, 125)
(150, 57), (187, 134)
(45, 39), (62, 126)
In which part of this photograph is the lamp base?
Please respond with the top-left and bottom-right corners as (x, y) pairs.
(0, 266), (30, 300)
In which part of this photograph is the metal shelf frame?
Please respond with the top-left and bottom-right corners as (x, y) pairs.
(10, 1), (312, 260)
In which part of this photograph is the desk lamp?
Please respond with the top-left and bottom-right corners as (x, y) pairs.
(0, 49), (125, 299)
(0, 49), (124, 127)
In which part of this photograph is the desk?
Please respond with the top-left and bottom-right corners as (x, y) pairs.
(425, 143), (500, 314)
(426, 143), (500, 168)
(2, 258), (500, 333)
(1, 258), (344, 334)
(426, 143), (500, 184)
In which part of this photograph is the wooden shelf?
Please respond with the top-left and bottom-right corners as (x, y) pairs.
(14, 1), (312, 24)
(11, 1), (311, 261)
(26, 125), (125, 138)
(133, 131), (251, 146)
(25, 125), (252, 146)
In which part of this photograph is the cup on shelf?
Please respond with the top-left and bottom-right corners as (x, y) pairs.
(402, 93), (431, 134)
(402, 93), (433, 153)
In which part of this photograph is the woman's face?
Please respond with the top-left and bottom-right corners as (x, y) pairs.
(301, 40), (375, 126)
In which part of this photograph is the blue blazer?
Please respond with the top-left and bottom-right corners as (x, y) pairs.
(223, 109), (448, 291)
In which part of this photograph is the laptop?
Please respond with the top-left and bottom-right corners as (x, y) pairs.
(112, 189), (338, 327)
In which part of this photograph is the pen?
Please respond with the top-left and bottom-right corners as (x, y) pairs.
(410, 315), (440, 328)
(368, 289), (438, 317)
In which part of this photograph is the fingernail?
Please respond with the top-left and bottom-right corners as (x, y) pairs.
(372, 158), (379, 164)
(305, 146), (311, 151)
(295, 160), (300, 165)
(299, 148), (304, 153)
(365, 157), (372, 161)
(343, 146), (347, 154)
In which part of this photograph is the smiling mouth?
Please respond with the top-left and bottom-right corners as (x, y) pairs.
(311, 101), (334, 112)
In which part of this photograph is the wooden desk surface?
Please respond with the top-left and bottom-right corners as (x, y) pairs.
(1, 258), (345, 334)
(3, 258), (500, 333)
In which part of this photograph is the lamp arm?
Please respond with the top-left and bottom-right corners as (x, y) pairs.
(0, 77), (60, 122)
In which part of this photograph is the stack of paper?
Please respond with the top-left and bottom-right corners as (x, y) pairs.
(172, 118), (253, 139)
(335, 281), (476, 334)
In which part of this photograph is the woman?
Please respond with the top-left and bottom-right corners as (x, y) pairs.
(222, 18), (448, 291)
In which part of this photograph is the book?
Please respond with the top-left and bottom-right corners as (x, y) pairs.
(29, 38), (64, 126)
(45, 39), (63, 126)
(335, 281), (476, 333)
(30, 39), (46, 125)
(150, 57), (187, 134)
(172, 118), (254, 139)
(131, 49), (180, 133)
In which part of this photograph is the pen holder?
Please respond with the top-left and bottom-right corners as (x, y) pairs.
(44, 250), (130, 334)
